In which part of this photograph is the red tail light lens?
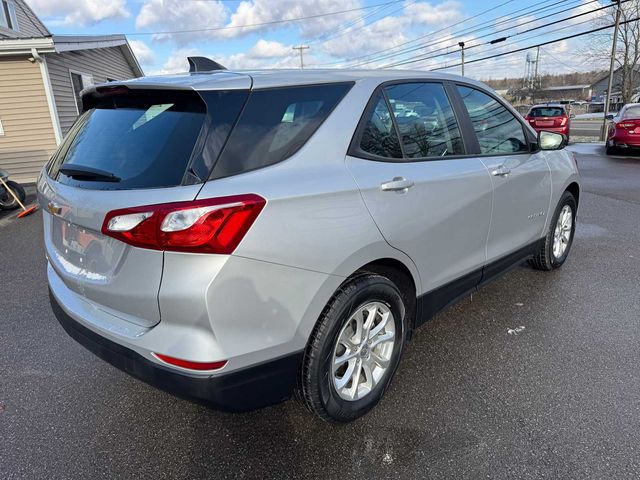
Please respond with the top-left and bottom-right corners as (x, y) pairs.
(618, 122), (635, 129)
(153, 353), (227, 371)
(101, 194), (266, 254)
(559, 116), (568, 126)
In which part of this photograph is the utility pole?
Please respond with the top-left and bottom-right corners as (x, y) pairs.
(601, 0), (622, 141)
(458, 42), (465, 76)
(292, 45), (309, 69)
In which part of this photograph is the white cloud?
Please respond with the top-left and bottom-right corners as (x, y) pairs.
(29, 0), (129, 26)
(136, 0), (228, 44)
(149, 39), (301, 75)
(248, 40), (291, 58)
(134, 0), (361, 43)
(129, 39), (155, 65)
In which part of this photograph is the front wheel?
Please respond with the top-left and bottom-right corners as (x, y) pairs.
(530, 191), (577, 271)
(298, 274), (406, 422)
(0, 180), (26, 210)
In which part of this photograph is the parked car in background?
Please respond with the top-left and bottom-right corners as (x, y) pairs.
(606, 103), (640, 154)
(525, 104), (571, 140)
(40, 60), (580, 422)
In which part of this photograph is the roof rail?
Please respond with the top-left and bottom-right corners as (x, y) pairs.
(187, 56), (227, 73)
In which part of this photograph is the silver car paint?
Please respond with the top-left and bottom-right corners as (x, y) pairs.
(41, 70), (579, 377)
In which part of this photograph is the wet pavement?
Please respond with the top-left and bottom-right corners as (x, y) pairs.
(1, 144), (639, 479)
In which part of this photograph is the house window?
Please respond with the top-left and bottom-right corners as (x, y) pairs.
(0, 0), (19, 31)
(70, 72), (94, 113)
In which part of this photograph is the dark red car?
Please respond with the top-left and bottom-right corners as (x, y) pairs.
(524, 105), (571, 140)
(606, 103), (640, 154)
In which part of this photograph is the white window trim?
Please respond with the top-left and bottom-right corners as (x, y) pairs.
(69, 70), (94, 115)
(0, 0), (19, 32)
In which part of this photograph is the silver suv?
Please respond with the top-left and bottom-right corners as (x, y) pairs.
(39, 59), (579, 422)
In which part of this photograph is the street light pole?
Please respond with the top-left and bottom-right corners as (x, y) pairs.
(458, 42), (465, 76)
(601, 0), (622, 141)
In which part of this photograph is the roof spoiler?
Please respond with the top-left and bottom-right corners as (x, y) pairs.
(188, 56), (227, 73)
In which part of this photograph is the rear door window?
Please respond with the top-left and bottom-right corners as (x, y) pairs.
(385, 82), (464, 158)
(529, 107), (564, 117)
(211, 83), (353, 179)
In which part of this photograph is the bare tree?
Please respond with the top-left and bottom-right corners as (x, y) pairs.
(587, 0), (640, 103)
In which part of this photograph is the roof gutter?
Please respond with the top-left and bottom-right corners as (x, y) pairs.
(0, 37), (55, 55)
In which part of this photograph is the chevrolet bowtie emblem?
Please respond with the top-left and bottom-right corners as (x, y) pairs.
(47, 202), (62, 216)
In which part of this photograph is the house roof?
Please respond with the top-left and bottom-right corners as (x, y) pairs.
(540, 85), (591, 91)
(0, 34), (143, 77)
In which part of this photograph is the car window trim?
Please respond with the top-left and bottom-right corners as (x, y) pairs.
(347, 79), (472, 163)
(453, 81), (538, 157)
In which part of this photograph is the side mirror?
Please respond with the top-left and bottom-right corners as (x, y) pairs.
(605, 114), (614, 120)
(538, 130), (567, 151)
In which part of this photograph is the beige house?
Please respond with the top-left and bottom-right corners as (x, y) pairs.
(0, 0), (143, 182)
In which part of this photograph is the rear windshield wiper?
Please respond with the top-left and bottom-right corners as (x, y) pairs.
(58, 164), (121, 182)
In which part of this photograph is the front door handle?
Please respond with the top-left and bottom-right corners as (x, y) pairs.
(491, 165), (511, 177)
(381, 177), (414, 192)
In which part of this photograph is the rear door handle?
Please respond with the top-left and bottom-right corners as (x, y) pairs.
(381, 177), (414, 192)
(491, 165), (511, 177)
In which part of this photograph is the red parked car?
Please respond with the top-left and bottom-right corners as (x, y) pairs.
(524, 105), (571, 140)
(606, 103), (640, 155)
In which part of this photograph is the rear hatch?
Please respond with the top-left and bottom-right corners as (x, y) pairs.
(39, 79), (250, 327)
(527, 106), (567, 129)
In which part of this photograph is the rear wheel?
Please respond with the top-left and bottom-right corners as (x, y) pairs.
(530, 191), (577, 271)
(298, 274), (406, 422)
(0, 180), (25, 210)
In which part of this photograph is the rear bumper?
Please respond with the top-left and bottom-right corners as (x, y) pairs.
(50, 290), (303, 412)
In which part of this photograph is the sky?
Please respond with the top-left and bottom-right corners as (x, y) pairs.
(27, 0), (612, 79)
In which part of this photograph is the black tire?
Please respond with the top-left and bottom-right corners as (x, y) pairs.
(0, 180), (26, 210)
(530, 191), (577, 271)
(298, 274), (406, 423)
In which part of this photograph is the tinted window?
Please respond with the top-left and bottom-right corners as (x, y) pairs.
(623, 106), (640, 118)
(457, 86), (528, 154)
(211, 83), (353, 179)
(359, 92), (402, 159)
(48, 90), (232, 190)
(386, 83), (464, 158)
(529, 107), (565, 117)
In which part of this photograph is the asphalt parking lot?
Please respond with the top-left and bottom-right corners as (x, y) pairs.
(1, 144), (639, 479)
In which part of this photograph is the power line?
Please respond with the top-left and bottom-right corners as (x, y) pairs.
(373, 0), (597, 68)
(381, 0), (616, 69)
(122, 0), (406, 36)
(315, 0), (590, 68)
(429, 16), (640, 72)
(311, 0), (520, 67)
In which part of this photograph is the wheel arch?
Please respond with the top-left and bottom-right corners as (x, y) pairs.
(565, 181), (580, 206)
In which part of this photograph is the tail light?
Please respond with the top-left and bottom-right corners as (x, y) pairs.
(617, 122), (635, 129)
(559, 116), (568, 126)
(101, 194), (266, 254)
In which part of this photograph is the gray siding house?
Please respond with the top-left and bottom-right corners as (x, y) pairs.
(0, 0), (143, 182)
(590, 67), (640, 107)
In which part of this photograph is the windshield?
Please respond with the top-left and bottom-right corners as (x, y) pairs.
(623, 106), (640, 119)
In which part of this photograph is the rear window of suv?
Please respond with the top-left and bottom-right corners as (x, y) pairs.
(210, 82), (353, 179)
(47, 89), (246, 190)
(528, 107), (565, 117)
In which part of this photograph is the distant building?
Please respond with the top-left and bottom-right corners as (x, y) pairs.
(538, 84), (592, 102)
(0, 0), (143, 182)
(590, 66), (640, 107)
